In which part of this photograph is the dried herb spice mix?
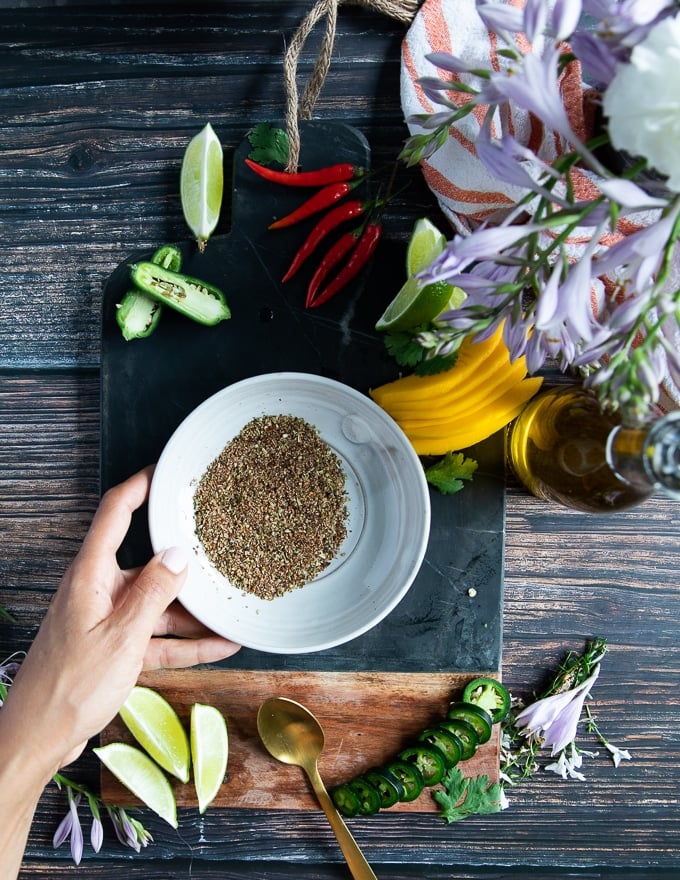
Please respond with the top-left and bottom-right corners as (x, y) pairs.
(194, 414), (348, 599)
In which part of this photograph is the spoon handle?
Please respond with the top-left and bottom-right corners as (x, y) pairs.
(307, 763), (378, 880)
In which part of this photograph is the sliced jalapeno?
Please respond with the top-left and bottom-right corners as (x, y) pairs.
(398, 744), (447, 786)
(330, 783), (361, 818)
(438, 718), (479, 761)
(462, 677), (511, 724)
(362, 768), (404, 809)
(116, 244), (184, 341)
(446, 701), (493, 745)
(150, 243), (183, 273)
(129, 261), (230, 326)
(417, 726), (463, 769)
(383, 759), (425, 802)
(347, 778), (381, 815)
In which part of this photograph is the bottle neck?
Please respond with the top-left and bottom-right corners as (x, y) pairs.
(607, 411), (680, 499)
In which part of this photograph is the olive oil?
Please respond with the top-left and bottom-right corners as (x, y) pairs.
(507, 386), (680, 513)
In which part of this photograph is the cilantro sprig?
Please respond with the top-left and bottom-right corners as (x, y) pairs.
(432, 767), (503, 823)
(247, 122), (289, 167)
(424, 452), (478, 495)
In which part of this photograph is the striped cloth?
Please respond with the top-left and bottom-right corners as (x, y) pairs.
(400, 0), (680, 411)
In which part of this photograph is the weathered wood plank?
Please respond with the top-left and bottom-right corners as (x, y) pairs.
(2, 372), (679, 875)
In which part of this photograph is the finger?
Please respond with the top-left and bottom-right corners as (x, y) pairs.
(153, 602), (227, 639)
(78, 466), (155, 567)
(143, 636), (242, 671)
(115, 547), (190, 639)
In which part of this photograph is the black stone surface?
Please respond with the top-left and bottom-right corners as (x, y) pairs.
(101, 120), (504, 673)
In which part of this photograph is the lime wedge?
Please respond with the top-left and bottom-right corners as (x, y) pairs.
(119, 686), (190, 783)
(180, 122), (223, 251)
(375, 277), (465, 333)
(406, 217), (447, 276)
(94, 742), (178, 828)
(191, 703), (228, 814)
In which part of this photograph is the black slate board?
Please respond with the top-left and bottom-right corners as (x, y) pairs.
(101, 120), (504, 673)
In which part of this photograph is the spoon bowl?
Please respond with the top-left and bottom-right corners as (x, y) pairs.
(257, 697), (377, 880)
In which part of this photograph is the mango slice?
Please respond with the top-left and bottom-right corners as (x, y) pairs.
(369, 323), (543, 455)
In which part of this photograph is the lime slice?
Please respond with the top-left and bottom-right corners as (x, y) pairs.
(191, 703), (229, 814)
(406, 217), (447, 276)
(375, 277), (466, 333)
(94, 742), (178, 828)
(180, 122), (223, 251)
(119, 686), (190, 783)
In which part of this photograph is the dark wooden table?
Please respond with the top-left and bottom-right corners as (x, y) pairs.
(2, 2), (679, 878)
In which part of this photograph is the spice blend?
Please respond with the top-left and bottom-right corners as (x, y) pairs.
(194, 414), (348, 599)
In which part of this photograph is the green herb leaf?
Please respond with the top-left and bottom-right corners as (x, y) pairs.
(247, 123), (289, 166)
(0, 603), (15, 623)
(433, 767), (502, 823)
(424, 451), (478, 495)
(384, 331), (426, 367)
(414, 351), (458, 375)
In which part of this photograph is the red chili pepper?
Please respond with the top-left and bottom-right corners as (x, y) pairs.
(269, 180), (359, 230)
(281, 199), (371, 283)
(245, 157), (363, 187)
(306, 222), (382, 309)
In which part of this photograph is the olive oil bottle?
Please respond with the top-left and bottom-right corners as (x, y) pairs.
(506, 386), (680, 513)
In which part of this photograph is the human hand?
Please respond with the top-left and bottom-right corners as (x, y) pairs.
(0, 465), (240, 780)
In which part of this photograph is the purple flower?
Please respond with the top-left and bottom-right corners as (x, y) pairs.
(515, 665), (601, 756)
(53, 790), (83, 866)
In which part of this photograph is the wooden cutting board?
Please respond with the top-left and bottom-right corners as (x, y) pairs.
(100, 668), (500, 812)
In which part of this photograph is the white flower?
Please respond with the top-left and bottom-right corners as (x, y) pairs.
(545, 743), (599, 781)
(604, 13), (680, 191)
(604, 740), (632, 768)
(514, 665), (600, 756)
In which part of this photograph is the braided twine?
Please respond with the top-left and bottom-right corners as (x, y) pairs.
(282, 0), (419, 171)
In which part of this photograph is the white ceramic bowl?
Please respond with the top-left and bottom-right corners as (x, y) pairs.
(148, 372), (431, 654)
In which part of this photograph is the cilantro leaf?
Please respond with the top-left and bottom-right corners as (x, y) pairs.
(414, 351), (458, 375)
(247, 123), (289, 166)
(384, 331), (425, 367)
(425, 452), (478, 495)
(383, 331), (458, 374)
(432, 767), (502, 823)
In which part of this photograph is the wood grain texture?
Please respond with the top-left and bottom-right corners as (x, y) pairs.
(1, 1), (679, 877)
(100, 669), (500, 811)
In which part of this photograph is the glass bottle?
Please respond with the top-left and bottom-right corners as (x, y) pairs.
(506, 386), (680, 513)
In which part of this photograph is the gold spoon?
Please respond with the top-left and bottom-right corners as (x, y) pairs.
(257, 697), (378, 880)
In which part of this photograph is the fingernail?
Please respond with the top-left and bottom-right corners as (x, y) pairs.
(161, 546), (189, 574)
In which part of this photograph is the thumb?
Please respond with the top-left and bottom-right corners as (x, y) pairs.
(118, 546), (189, 635)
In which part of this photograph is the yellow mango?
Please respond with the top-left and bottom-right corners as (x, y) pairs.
(369, 324), (505, 407)
(395, 354), (530, 428)
(406, 377), (543, 455)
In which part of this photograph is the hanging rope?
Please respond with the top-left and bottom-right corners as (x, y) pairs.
(282, 0), (419, 172)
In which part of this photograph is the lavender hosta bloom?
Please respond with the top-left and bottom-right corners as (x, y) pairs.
(485, 47), (579, 146)
(53, 791), (84, 866)
(515, 665), (601, 756)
